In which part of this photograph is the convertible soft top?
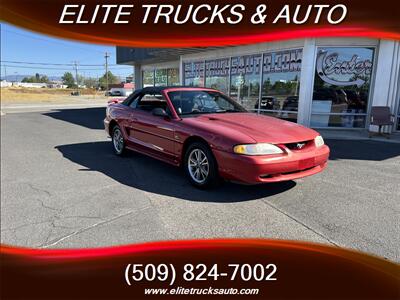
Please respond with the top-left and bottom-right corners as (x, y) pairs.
(137, 86), (214, 94)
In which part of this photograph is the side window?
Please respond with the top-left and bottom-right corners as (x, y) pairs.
(129, 94), (142, 108)
(121, 92), (140, 107)
(122, 92), (138, 106)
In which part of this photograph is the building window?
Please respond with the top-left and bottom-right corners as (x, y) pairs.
(167, 68), (180, 86)
(184, 61), (205, 87)
(230, 54), (262, 111)
(143, 70), (154, 87)
(259, 49), (302, 123)
(311, 47), (375, 128)
(155, 69), (168, 86)
(205, 58), (230, 94)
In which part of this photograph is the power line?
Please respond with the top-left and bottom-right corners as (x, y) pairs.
(105, 52), (110, 92)
(2, 29), (107, 54)
(1, 60), (99, 66)
(1, 60), (123, 67)
(1, 65), (133, 71)
(2, 65), (75, 70)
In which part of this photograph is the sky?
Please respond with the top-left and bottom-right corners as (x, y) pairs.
(0, 23), (133, 80)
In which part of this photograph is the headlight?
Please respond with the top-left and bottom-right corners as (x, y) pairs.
(233, 143), (283, 155)
(314, 135), (325, 147)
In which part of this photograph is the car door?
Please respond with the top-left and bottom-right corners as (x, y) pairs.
(129, 92), (177, 164)
(119, 92), (142, 147)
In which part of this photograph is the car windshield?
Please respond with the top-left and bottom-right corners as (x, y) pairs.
(167, 90), (247, 116)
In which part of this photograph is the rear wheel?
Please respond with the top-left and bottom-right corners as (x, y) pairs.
(184, 142), (219, 189)
(112, 125), (125, 156)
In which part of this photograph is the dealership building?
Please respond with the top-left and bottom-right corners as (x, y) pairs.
(116, 38), (400, 132)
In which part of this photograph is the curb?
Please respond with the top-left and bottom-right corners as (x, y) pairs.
(323, 136), (400, 144)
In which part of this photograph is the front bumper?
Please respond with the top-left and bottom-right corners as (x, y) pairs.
(213, 145), (330, 184)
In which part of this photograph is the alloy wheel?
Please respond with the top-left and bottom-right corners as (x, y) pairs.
(188, 149), (209, 184)
(113, 128), (124, 153)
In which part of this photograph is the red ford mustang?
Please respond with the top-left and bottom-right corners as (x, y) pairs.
(104, 87), (329, 188)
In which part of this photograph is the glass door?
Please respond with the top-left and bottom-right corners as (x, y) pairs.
(310, 47), (375, 128)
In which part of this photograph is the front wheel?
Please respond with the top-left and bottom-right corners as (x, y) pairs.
(184, 142), (220, 189)
(112, 125), (126, 156)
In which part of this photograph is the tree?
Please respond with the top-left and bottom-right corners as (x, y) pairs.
(39, 75), (49, 83)
(21, 74), (49, 83)
(62, 72), (76, 88)
(76, 75), (85, 86)
(262, 77), (272, 93)
(99, 71), (120, 90)
(83, 77), (98, 89)
(22, 77), (33, 83)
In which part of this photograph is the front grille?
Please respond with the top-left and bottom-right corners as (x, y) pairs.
(259, 166), (317, 179)
(285, 140), (312, 151)
(281, 166), (315, 175)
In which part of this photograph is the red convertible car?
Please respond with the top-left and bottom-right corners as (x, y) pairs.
(104, 87), (329, 188)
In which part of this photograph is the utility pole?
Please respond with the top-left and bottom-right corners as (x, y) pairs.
(105, 52), (110, 95)
(73, 61), (79, 94)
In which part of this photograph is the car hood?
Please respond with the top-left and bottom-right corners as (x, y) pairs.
(183, 113), (318, 144)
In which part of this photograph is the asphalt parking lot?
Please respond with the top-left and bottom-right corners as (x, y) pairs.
(1, 107), (399, 262)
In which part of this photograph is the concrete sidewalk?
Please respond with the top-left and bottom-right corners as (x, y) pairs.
(1, 100), (108, 114)
(318, 129), (400, 144)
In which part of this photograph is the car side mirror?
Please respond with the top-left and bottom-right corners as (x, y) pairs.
(152, 107), (169, 118)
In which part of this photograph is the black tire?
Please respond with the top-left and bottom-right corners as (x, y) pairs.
(184, 142), (220, 189)
(111, 125), (126, 156)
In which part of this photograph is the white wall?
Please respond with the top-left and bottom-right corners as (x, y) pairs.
(13, 82), (47, 88)
(134, 64), (142, 89)
(141, 60), (180, 71)
(0, 80), (12, 88)
(133, 38), (400, 131)
(181, 40), (304, 61)
(298, 39), (317, 126)
(370, 40), (400, 132)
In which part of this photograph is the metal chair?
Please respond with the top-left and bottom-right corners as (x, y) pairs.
(369, 106), (395, 138)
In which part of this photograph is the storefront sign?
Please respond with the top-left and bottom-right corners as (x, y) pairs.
(231, 55), (262, 76)
(184, 61), (205, 79)
(316, 50), (373, 87)
(185, 49), (302, 79)
(263, 49), (302, 74)
(205, 58), (230, 77)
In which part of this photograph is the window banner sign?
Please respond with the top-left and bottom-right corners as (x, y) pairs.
(185, 49), (303, 81)
(316, 49), (373, 87)
(205, 58), (230, 77)
(263, 49), (302, 74)
(184, 61), (205, 80)
(231, 55), (262, 76)
(311, 46), (375, 128)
